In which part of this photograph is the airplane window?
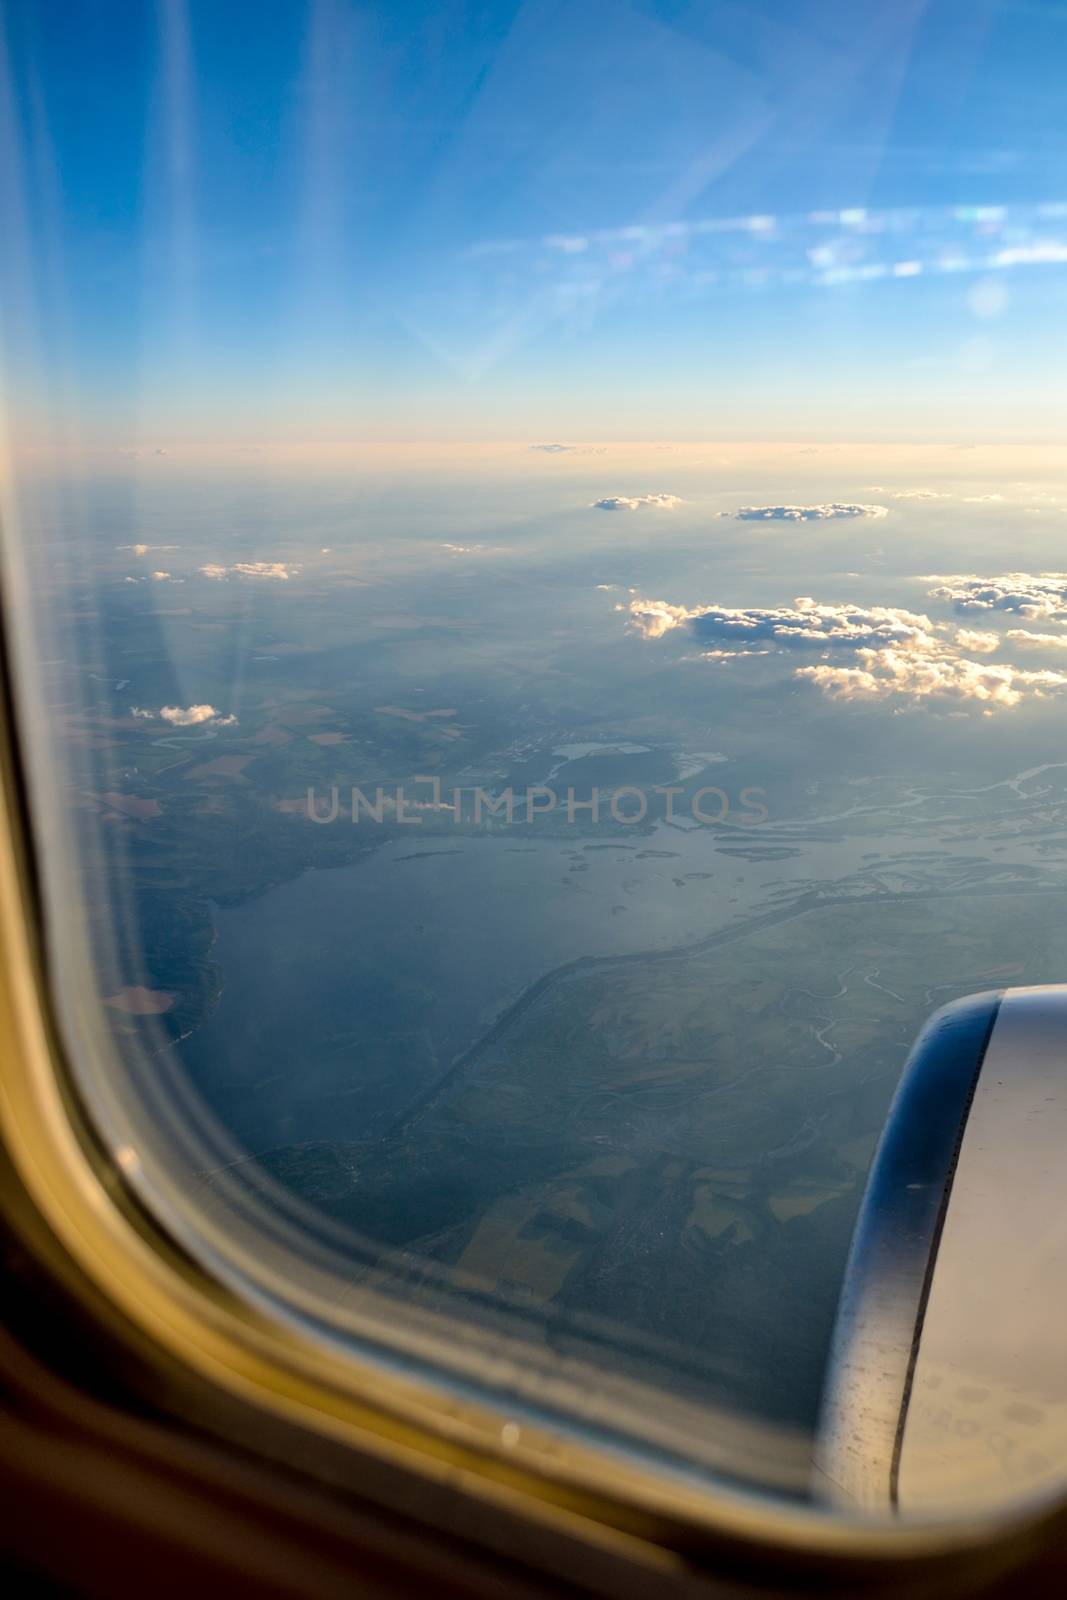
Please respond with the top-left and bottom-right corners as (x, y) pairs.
(3, 0), (1067, 1531)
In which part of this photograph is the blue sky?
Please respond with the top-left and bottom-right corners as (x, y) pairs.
(3, 0), (1067, 447)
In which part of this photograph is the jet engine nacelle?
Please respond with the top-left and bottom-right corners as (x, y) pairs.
(816, 986), (1067, 1516)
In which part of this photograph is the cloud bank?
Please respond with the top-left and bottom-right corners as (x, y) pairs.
(235, 562), (295, 579)
(954, 628), (1000, 654)
(926, 572), (1067, 621)
(199, 561), (296, 580)
(628, 578), (1067, 709)
(1006, 629), (1067, 650)
(734, 503), (888, 522)
(798, 653), (1067, 708)
(131, 704), (238, 727)
(888, 489), (950, 500)
(628, 596), (934, 652)
(591, 493), (683, 511)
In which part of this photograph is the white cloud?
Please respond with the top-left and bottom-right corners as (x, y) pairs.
(1006, 629), (1067, 650)
(530, 443), (576, 453)
(628, 582), (1067, 709)
(151, 571), (171, 581)
(926, 573), (1067, 621)
(994, 242), (1067, 268)
(627, 595), (936, 651)
(161, 705), (226, 726)
(954, 628), (1000, 653)
(888, 489), (951, 500)
(962, 493), (1006, 503)
(628, 599), (703, 639)
(132, 704), (240, 727)
(734, 503), (888, 522)
(798, 650), (1067, 708)
(698, 647), (771, 659)
(591, 494), (683, 511)
(233, 561), (295, 579)
(198, 561), (296, 580)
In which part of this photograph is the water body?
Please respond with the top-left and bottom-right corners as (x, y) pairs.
(178, 776), (1067, 1158)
